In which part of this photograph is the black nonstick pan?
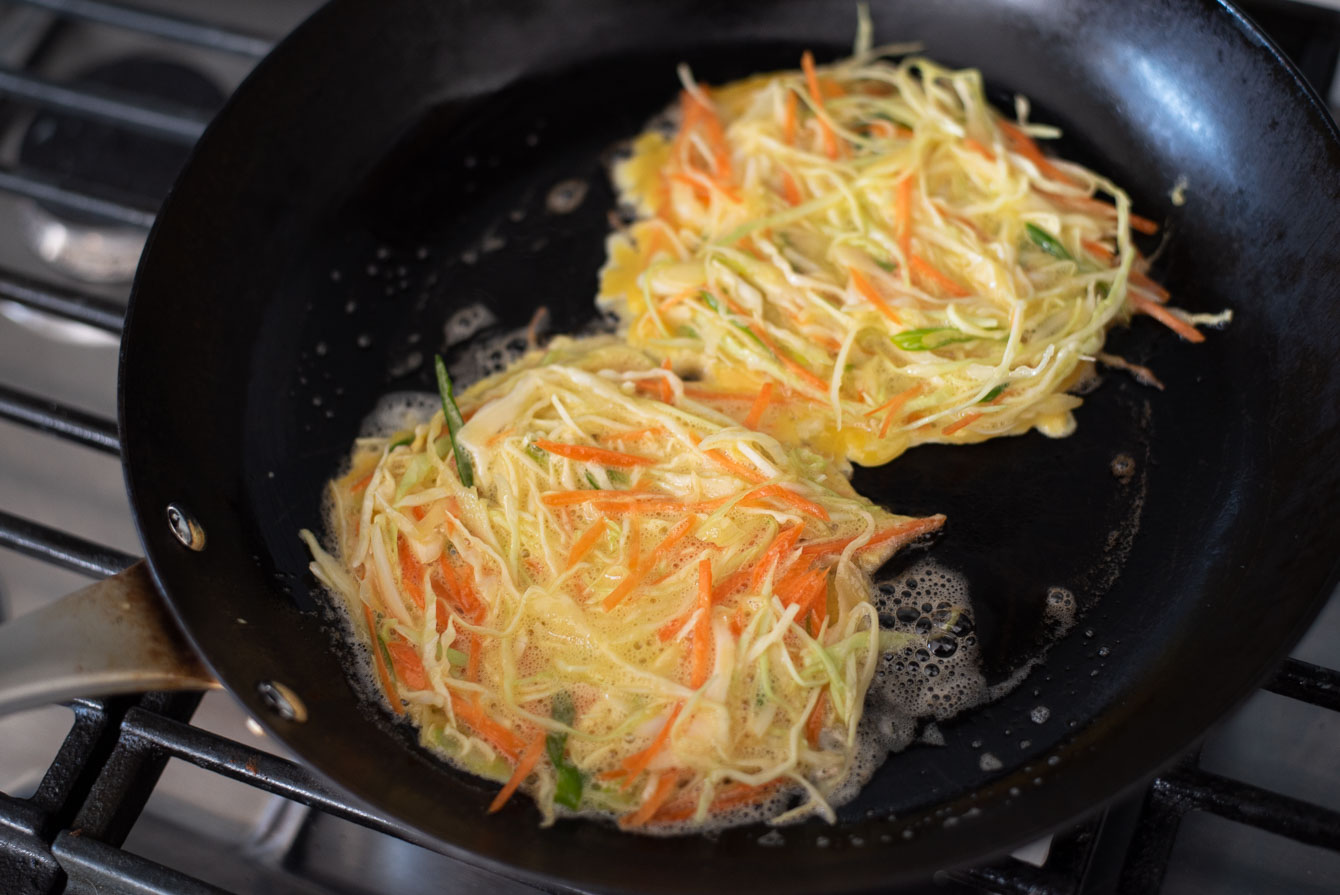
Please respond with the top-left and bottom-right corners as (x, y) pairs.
(2, 0), (1338, 892)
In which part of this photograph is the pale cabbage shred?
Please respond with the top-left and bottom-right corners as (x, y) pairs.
(599, 53), (1153, 466)
(302, 341), (942, 828)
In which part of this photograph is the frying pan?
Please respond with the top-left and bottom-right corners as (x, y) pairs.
(2, 0), (1338, 891)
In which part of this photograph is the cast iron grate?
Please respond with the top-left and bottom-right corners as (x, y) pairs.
(0, 2), (1338, 894)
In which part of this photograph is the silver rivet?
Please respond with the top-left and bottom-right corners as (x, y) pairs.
(166, 504), (205, 551)
(256, 680), (307, 723)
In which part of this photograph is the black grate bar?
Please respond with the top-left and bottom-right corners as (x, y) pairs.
(12, 0), (274, 58)
(1264, 657), (1340, 712)
(52, 830), (229, 895)
(0, 268), (124, 334)
(120, 707), (431, 846)
(0, 66), (209, 143)
(0, 168), (155, 229)
(0, 384), (119, 454)
(1155, 766), (1340, 851)
(0, 509), (136, 577)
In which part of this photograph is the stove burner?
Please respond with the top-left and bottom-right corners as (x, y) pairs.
(16, 56), (224, 284)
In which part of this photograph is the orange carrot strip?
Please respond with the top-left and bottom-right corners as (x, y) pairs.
(658, 286), (699, 313)
(691, 559), (714, 688)
(534, 439), (656, 468)
(621, 771), (679, 827)
(749, 525), (805, 594)
(704, 448), (767, 485)
(540, 490), (639, 509)
(655, 780), (783, 823)
(896, 175), (913, 264)
(800, 514), (947, 558)
(999, 120), (1071, 184)
(349, 470), (375, 493)
(1128, 293), (1205, 343)
(451, 695), (526, 762)
(567, 521), (608, 569)
(1127, 213), (1160, 236)
(465, 632), (481, 683)
(848, 267), (902, 324)
(658, 358), (675, 403)
(488, 732), (548, 813)
(387, 638), (429, 691)
(1081, 239), (1170, 299)
(943, 411), (983, 436)
(801, 51), (840, 159)
(602, 703), (683, 786)
(909, 254), (970, 297)
(744, 483), (830, 522)
(780, 168), (802, 206)
(805, 692), (827, 746)
(744, 382), (776, 429)
(362, 604), (403, 715)
(1049, 192), (1159, 235)
(963, 137), (996, 161)
(397, 536), (426, 610)
(602, 517), (697, 611)
(865, 383), (924, 418)
(1080, 238), (1114, 264)
(782, 89), (798, 144)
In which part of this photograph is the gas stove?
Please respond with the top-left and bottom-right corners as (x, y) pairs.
(0, 2), (1338, 893)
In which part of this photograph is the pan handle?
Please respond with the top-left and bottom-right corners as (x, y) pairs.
(0, 561), (219, 716)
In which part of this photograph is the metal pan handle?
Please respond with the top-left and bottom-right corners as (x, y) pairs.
(0, 561), (218, 716)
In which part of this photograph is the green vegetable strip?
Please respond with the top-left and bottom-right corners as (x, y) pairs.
(546, 692), (584, 810)
(434, 354), (475, 488)
(1025, 223), (1073, 261)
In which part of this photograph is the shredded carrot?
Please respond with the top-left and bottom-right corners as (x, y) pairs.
(782, 89), (798, 145)
(621, 771), (679, 827)
(567, 521), (608, 569)
(654, 780), (782, 823)
(1081, 239), (1170, 298)
(998, 120), (1071, 184)
(800, 514), (947, 557)
(396, 535), (427, 609)
(1129, 292), (1205, 343)
(451, 694), (526, 762)
(362, 604), (403, 715)
(749, 525), (805, 594)
(737, 318), (829, 393)
(670, 171), (741, 204)
(744, 381), (776, 429)
(658, 285), (699, 314)
(601, 703), (683, 786)
(896, 175), (913, 264)
(801, 51), (840, 159)
(963, 137), (996, 161)
(488, 732), (548, 813)
(704, 448), (767, 484)
(943, 411), (983, 436)
(691, 559), (714, 688)
(438, 552), (483, 624)
(909, 254), (970, 297)
(780, 168), (803, 206)
(743, 483), (830, 521)
(349, 470), (374, 493)
(602, 517), (697, 610)
(534, 439), (656, 467)
(848, 267), (902, 324)
(658, 358), (675, 403)
(1127, 213), (1160, 236)
(1080, 238), (1114, 264)
(465, 632), (481, 683)
(387, 638), (429, 690)
(1053, 193), (1159, 235)
(805, 691), (827, 746)
(866, 383), (923, 418)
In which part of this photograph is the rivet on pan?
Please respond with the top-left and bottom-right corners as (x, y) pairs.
(166, 504), (206, 551)
(256, 680), (308, 723)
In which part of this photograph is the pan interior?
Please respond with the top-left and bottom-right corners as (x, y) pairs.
(119, 1), (1340, 891)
